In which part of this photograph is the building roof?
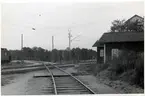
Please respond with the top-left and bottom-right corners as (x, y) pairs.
(1, 48), (7, 50)
(92, 40), (104, 47)
(93, 32), (144, 47)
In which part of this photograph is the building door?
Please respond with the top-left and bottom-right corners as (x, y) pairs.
(111, 49), (119, 59)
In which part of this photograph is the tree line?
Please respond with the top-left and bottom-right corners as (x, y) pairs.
(9, 47), (97, 63)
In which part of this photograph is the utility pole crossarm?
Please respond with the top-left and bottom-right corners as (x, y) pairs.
(71, 34), (81, 42)
(68, 28), (81, 50)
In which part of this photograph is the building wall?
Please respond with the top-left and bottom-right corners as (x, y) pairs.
(97, 47), (104, 64)
(129, 15), (143, 23)
(97, 41), (144, 64)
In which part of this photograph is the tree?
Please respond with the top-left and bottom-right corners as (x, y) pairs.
(52, 49), (59, 62)
(9, 46), (97, 63)
(63, 50), (69, 61)
(110, 18), (144, 32)
(22, 47), (34, 59)
(125, 19), (144, 32)
(110, 19), (126, 32)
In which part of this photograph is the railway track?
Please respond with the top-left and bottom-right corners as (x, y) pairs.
(43, 63), (96, 94)
(1, 63), (75, 75)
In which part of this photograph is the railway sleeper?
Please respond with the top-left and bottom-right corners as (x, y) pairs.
(58, 91), (91, 94)
(58, 90), (90, 92)
(55, 86), (84, 88)
(57, 89), (88, 91)
(55, 85), (83, 87)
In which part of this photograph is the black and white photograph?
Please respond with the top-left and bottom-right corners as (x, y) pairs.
(1, 0), (144, 95)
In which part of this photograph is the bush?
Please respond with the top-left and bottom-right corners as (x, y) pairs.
(110, 50), (144, 88)
(101, 63), (109, 71)
(87, 63), (97, 73)
(110, 57), (124, 75)
(93, 63), (109, 75)
(134, 56), (144, 88)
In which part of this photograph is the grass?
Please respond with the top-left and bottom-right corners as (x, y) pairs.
(82, 51), (144, 88)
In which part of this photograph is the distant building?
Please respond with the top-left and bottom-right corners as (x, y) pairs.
(125, 14), (144, 32)
(125, 14), (144, 24)
(1, 48), (11, 63)
(92, 15), (144, 64)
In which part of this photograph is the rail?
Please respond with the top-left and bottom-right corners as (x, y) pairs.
(43, 63), (57, 95)
(47, 62), (96, 94)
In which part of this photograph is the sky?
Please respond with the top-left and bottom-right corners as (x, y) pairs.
(1, 1), (144, 51)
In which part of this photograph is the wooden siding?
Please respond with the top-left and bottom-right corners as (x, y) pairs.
(97, 41), (144, 64)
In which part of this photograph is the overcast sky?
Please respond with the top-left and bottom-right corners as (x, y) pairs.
(1, 1), (144, 50)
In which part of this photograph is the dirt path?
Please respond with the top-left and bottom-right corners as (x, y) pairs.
(1, 70), (47, 95)
(1, 66), (121, 95)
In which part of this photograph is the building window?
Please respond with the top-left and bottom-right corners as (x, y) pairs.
(100, 49), (104, 57)
(4, 52), (7, 56)
(112, 49), (119, 59)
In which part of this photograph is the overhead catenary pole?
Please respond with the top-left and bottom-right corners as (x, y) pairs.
(51, 36), (54, 62)
(52, 36), (54, 50)
(68, 28), (81, 50)
(21, 34), (23, 64)
(68, 29), (72, 62)
(68, 28), (81, 63)
(68, 29), (72, 50)
(21, 34), (23, 50)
